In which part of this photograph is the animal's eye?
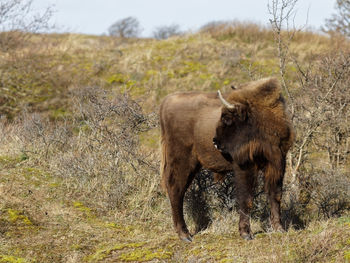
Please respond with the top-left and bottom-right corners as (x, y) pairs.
(222, 116), (232, 126)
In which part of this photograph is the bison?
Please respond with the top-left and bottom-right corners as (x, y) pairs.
(159, 78), (294, 242)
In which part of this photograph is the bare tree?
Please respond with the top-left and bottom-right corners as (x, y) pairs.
(268, 0), (350, 219)
(268, 0), (298, 114)
(269, 0), (350, 176)
(323, 0), (350, 36)
(108, 16), (142, 38)
(0, 0), (53, 50)
(152, 24), (182, 39)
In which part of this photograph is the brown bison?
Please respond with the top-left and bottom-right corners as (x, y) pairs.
(159, 78), (294, 242)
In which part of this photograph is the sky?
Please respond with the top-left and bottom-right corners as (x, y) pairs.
(33, 0), (337, 37)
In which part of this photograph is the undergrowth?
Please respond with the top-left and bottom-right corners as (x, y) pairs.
(0, 22), (349, 262)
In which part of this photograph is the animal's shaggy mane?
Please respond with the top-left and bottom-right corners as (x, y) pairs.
(231, 78), (293, 149)
(232, 140), (283, 185)
(227, 77), (281, 108)
(225, 78), (293, 184)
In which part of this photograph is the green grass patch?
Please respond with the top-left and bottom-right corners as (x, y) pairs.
(6, 209), (32, 226)
(87, 243), (145, 262)
(0, 155), (25, 169)
(119, 248), (173, 262)
(0, 255), (29, 263)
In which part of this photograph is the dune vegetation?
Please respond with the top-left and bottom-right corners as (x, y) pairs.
(0, 14), (349, 263)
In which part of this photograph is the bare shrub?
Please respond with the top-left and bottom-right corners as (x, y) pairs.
(308, 169), (350, 219)
(184, 169), (238, 233)
(0, 0), (53, 51)
(185, 170), (265, 232)
(2, 86), (159, 212)
(184, 170), (213, 233)
(0, 112), (71, 164)
(323, 0), (350, 37)
(152, 24), (182, 40)
(268, 0), (350, 224)
(185, 169), (305, 232)
(211, 172), (236, 211)
(108, 16), (142, 38)
(292, 223), (345, 263)
(50, 86), (158, 209)
(200, 20), (273, 42)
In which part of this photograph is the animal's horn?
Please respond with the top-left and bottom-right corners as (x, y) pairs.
(217, 90), (235, 109)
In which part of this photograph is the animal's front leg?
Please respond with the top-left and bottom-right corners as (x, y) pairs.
(266, 157), (286, 232)
(234, 167), (256, 240)
(268, 179), (284, 232)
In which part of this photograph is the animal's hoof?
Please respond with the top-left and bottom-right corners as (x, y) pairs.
(241, 233), (254, 240)
(181, 236), (192, 242)
(179, 233), (193, 242)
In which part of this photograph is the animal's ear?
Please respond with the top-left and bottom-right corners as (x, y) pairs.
(234, 103), (248, 121)
(222, 103), (247, 124)
(217, 90), (247, 124)
(221, 113), (233, 126)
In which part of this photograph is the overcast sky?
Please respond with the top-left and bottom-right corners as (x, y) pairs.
(33, 0), (336, 37)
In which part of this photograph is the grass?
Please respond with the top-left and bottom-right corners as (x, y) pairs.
(0, 155), (349, 262)
(0, 23), (349, 262)
(0, 23), (334, 118)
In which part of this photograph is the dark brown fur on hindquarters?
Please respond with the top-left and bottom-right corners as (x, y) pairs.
(159, 78), (294, 241)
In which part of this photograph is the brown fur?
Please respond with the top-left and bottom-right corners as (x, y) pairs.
(160, 136), (168, 191)
(159, 78), (294, 241)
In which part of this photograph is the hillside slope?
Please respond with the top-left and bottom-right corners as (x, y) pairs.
(0, 24), (349, 262)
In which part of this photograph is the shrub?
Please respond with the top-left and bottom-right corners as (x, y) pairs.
(2, 86), (159, 212)
(51, 87), (158, 210)
(0, 0), (53, 51)
(152, 24), (182, 40)
(108, 17), (142, 38)
(184, 170), (213, 233)
(323, 0), (350, 37)
(309, 169), (350, 219)
(199, 20), (273, 42)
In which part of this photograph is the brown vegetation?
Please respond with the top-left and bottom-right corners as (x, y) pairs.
(0, 16), (349, 262)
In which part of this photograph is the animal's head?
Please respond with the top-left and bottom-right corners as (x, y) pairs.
(213, 78), (294, 182)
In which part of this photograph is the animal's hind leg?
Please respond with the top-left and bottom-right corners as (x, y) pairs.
(164, 158), (198, 242)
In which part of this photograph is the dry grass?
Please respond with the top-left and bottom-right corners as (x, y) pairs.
(0, 97), (348, 262)
(0, 23), (336, 119)
(0, 153), (348, 262)
(0, 23), (349, 262)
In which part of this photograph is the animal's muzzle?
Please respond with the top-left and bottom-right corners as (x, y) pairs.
(213, 137), (221, 151)
(213, 137), (233, 162)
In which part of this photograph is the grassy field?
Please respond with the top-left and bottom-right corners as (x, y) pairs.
(0, 23), (349, 262)
(1, 155), (349, 262)
(0, 155), (349, 262)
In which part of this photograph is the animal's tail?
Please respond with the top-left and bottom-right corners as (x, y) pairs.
(160, 133), (168, 192)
